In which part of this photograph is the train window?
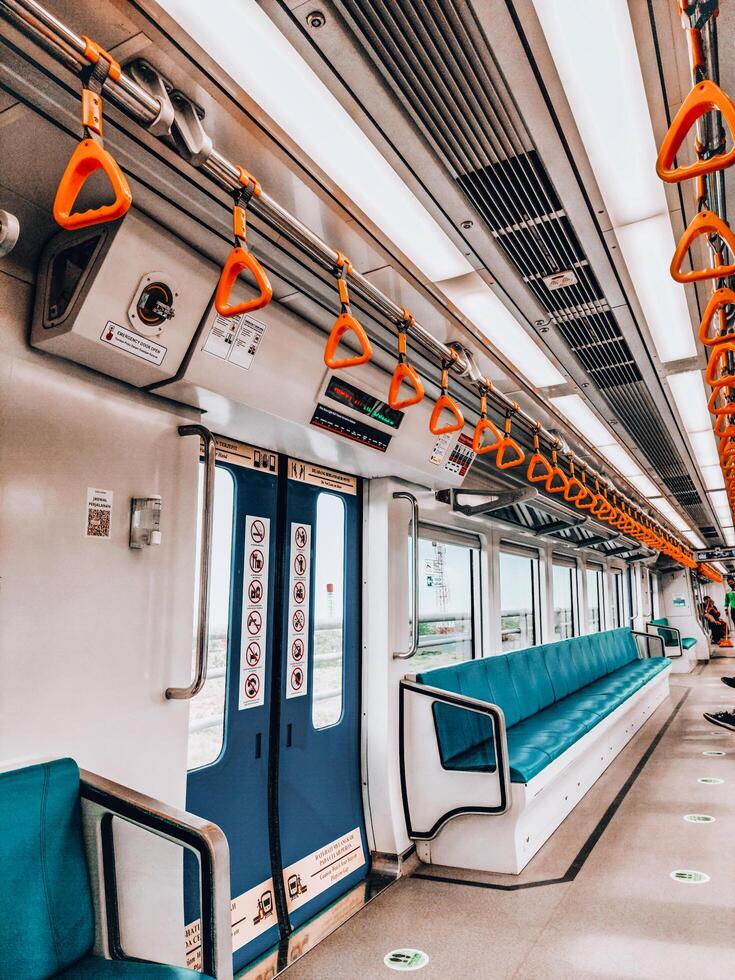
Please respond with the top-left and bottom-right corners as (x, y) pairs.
(499, 544), (540, 651)
(612, 568), (625, 627)
(586, 563), (605, 633)
(312, 493), (345, 730)
(552, 555), (578, 639)
(415, 528), (479, 670)
(187, 466), (235, 771)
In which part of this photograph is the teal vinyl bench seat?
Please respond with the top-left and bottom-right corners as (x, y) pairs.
(0, 759), (215, 980)
(650, 617), (696, 651)
(415, 628), (671, 785)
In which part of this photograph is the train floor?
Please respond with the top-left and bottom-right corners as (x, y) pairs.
(283, 661), (735, 979)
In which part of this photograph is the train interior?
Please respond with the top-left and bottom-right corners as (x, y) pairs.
(2, 0), (735, 977)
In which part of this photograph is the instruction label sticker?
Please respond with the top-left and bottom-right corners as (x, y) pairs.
(202, 311), (267, 370)
(286, 522), (311, 699)
(287, 457), (357, 495)
(206, 435), (278, 474)
(240, 516), (270, 709)
(283, 827), (365, 914)
(429, 430), (453, 466)
(185, 876), (278, 970)
(101, 321), (166, 365)
(444, 431), (475, 477)
(85, 487), (113, 539)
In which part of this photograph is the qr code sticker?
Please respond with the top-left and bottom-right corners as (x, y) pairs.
(87, 507), (111, 538)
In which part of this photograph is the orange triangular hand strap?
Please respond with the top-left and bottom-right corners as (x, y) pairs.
(705, 340), (735, 388)
(699, 287), (735, 346)
(545, 449), (569, 493)
(323, 312), (373, 369)
(496, 437), (525, 469)
(573, 474), (595, 510)
(430, 394), (464, 435)
(671, 211), (735, 283)
(389, 361), (424, 409)
(564, 474), (588, 505)
(472, 416), (503, 455)
(527, 451), (553, 483)
(215, 246), (273, 318)
(53, 139), (132, 230)
(656, 80), (735, 183)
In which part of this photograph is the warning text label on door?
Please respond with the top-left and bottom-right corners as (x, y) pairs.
(286, 522), (311, 699)
(185, 876), (277, 969)
(240, 515), (270, 710)
(282, 827), (365, 914)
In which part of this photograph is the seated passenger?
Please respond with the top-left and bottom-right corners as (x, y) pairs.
(702, 596), (727, 644)
(704, 709), (735, 732)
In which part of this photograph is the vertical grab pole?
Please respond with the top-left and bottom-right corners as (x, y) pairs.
(393, 491), (419, 660)
(166, 424), (216, 699)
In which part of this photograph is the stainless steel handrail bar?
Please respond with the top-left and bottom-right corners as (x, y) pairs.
(0, 0), (694, 553)
(393, 491), (420, 660)
(167, 424), (216, 699)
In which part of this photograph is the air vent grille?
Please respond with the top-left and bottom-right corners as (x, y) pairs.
(336, 0), (711, 533)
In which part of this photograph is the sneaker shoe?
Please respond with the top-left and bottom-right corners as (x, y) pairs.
(721, 677), (735, 689)
(703, 711), (735, 732)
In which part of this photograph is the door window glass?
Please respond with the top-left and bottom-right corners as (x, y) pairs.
(612, 569), (624, 627)
(312, 494), (345, 729)
(586, 564), (604, 633)
(499, 549), (539, 650)
(552, 562), (577, 638)
(416, 533), (477, 669)
(188, 466), (235, 771)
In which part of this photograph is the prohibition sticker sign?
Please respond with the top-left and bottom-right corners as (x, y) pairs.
(290, 666), (304, 691)
(291, 638), (304, 661)
(247, 609), (262, 635)
(249, 549), (265, 574)
(248, 580), (264, 604)
(294, 553), (306, 575)
(293, 581), (306, 604)
(292, 609), (305, 632)
(295, 525), (307, 549)
(250, 519), (266, 543)
(246, 641), (261, 667)
(244, 672), (260, 700)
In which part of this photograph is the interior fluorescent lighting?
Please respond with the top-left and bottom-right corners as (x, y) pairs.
(158, 0), (472, 284)
(440, 274), (565, 387)
(550, 394), (617, 446)
(699, 465), (726, 491)
(533, 0), (696, 363)
(724, 528), (735, 546)
(689, 430), (721, 468)
(685, 530), (705, 549)
(596, 443), (642, 478)
(667, 371), (712, 434)
(627, 473), (659, 498)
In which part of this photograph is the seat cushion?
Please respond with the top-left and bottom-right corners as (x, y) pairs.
(0, 759), (94, 980)
(681, 637), (697, 650)
(55, 958), (214, 979)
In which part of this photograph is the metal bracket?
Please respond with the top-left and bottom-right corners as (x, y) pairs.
(436, 486), (537, 516)
(170, 90), (212, 167)
(574, 533), (617, 550)
(125, 60), (175, 137)
(535, 515), (587, 535)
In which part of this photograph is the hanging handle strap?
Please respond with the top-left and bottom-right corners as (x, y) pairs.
(324, 252), (373, 369)
(388, 310), (424, 408)
(471, 381), (503, 454)
(698, 286), (735, 345)
(215, 170), (273, 318)
(429, 353), (464, 435)
(656, 78), (735, 183)
(496, 404), (525, 469)
(671, 210), (735, 283)
(545, 441), (570, 493)
(573, 468), (595, 510)
(526, 424), (552, 483)
(53, 39), (132, 229)
(563, 456), (588, 503)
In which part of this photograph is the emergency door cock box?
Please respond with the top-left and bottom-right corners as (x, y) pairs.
(31, 210), (217, 387)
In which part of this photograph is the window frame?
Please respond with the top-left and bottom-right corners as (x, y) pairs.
(586, 562), (605, 633)
(498, 541), (541, 651)
(312, 491), (347, 731)
(413, 522), (482, 670)
(552, 552), (579, 639)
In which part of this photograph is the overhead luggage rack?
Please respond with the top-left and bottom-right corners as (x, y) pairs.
(0, 0), (697, 567)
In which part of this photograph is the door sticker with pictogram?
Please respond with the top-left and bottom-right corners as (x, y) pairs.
(239, 515), (271, 709)
(286, 521), (311, 699)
